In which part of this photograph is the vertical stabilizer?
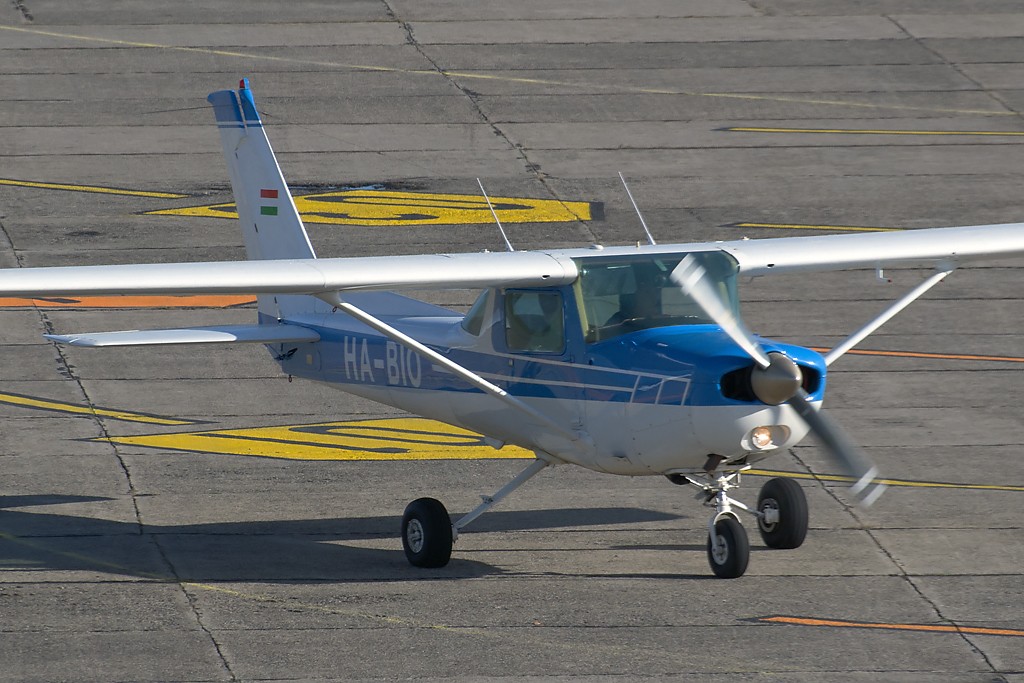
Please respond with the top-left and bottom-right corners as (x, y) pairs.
(207, 79), (316, 318)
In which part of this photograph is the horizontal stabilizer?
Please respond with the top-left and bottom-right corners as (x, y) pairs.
(45, 324), (320, 348)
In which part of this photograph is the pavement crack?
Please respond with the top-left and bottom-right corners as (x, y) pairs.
(884, 15), (1022, 123)
(379, 0), (599, 246)
(790, 448), (1004, 675)
(152, 536), (238, 681)
(10, 0), (32, 21)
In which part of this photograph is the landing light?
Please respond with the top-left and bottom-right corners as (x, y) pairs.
(751, 426), (774, 450)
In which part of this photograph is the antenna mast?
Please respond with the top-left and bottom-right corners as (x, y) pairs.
(618, 171), (657, 246)
(477, 178), (514, 252)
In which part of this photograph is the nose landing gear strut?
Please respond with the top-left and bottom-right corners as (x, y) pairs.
(670, 466), (809, 578)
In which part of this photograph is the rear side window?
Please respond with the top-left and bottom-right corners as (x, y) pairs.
(504, 290), (564, 353)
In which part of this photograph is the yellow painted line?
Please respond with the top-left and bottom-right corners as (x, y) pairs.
(103, 417), (534, 460)
(0, 391), (195, 426)
(759, 616), (1024, 638)
(748, 469), (1024, 493)
(147, 189), (596, 226)
(730, 221), (901, 233)
(0, 294), (254, 309)
(725, 126), (1024, 136)
(0, 178), (187, 199)
(809, 347), (1024, 364)
(0, 23), (1013, 118)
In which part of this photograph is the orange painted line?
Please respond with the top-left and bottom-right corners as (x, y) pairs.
(0, 295), (255, 309)
(759, 616), (1024, 638)
(809, 347), (1024, 363)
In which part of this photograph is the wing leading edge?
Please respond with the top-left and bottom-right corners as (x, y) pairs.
(717, 222), (1024, 276)
(0, 251), (579, 298)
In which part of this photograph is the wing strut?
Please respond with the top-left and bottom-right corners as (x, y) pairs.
(824, 265), (955, 366)
(452, 457), (551, 538)
(316, 292), (583, 451)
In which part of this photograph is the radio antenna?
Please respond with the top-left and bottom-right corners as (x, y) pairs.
(618, 171), (656, 246)
(477, 178), (514, 252)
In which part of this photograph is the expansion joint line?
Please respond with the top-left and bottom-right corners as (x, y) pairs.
(378, 0), (599, 245)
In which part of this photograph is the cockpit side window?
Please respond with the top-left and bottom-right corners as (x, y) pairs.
(574, 251), (740, 343)
(504, 290), (565, 353)
(461, 289), (492, 336)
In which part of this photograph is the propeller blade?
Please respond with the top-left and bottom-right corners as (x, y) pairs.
(670, 254), (772, 369)
(788, 390), (887, 507)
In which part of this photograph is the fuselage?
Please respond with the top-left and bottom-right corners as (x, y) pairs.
(272, 265), (827, 476)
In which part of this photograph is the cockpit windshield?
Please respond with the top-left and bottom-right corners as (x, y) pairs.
(573, 251), (740, 343)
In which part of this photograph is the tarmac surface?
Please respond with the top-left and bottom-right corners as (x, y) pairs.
(1, 2), (1023, 681)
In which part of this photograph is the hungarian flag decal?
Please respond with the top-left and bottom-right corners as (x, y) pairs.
(260, 188), (279, 215)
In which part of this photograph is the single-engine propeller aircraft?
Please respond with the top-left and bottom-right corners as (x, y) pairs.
(2, 81), (1023, 578)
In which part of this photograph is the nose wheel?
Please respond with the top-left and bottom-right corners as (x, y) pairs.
(676, 469), (809, 578)
(707, 516), (749, 579)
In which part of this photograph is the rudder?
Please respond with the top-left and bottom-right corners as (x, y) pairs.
(207, 79), (317, 318)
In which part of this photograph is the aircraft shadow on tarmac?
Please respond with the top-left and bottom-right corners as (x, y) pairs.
(0, 495), (683, 583)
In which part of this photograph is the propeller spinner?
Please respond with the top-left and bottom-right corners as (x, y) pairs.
(671, 254), (887, 506)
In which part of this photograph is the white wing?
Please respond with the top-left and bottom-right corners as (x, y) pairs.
(0, 251), (578, 297)
(0, 223), (1021, 299)
(715, 222), (1024, 276)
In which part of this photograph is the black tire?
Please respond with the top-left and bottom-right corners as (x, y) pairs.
(401, 497), (453, 568)
(706, 516), (749, 579)
(757, 477), (808, 549)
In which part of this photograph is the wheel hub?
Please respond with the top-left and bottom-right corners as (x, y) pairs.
(710, 535), (729, 564)
(406, 518), (425, 553)
(759, 498), (780, 531)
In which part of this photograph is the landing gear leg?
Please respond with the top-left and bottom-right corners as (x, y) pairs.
(401, 457), (551, 569)
(675, 468), (752, 578)
(704, 471), (750, 579)
(673, 469), (811, 578)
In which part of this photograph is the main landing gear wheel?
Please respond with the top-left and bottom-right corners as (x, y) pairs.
(756, 477), (808, 549)
(402, 497), (453, 568)
(706, 516), (749, 579)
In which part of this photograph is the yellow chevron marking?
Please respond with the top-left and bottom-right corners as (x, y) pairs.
(103, 417), (533, 460)
(147, 190), (595, 226)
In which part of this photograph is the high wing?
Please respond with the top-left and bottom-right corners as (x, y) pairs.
(719, 222), (1024, 276)
(0, 222), (1021, 300)
(0, 251), (578, 298)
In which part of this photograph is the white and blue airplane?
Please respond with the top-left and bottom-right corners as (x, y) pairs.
(2, 80), (1023, 578)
